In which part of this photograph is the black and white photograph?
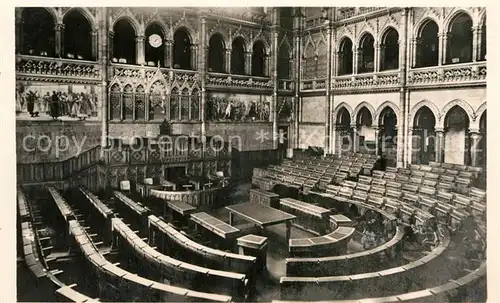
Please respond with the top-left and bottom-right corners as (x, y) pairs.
(13, 6), (489, 302)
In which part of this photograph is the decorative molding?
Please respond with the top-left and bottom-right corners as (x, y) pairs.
(409, 99), (441, 127)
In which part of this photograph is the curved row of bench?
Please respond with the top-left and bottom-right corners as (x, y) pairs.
(69, 218), (232, 302)
(148, 215), (256, 275)
(288, 226), (355, 258)
(19, 188), (99, 302)
(111, 217), (250, 299)
(286, 225), (405, 276)
(280, 236), (451, 300)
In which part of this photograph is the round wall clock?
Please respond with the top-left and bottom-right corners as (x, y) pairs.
(149, 34), (163, 48)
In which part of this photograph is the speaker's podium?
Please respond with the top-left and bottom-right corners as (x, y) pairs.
(236, 234), (268, 273)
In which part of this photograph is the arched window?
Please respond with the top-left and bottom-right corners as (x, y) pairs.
(277, 41), (290, 79)
(358, 33), (375, 73)
(123, 84), (133, 120)
(303, 43), (316, 79)
(63, 10), (92, 60)
(191, 88), (200, 120)
(173, 28), (192, 70)
(109, 84), (121, 120)
(380, 28), (399, 71)
(252, 41), (266, 76)
(338, 38), (353, 75)
(480, 18), (486, 61)
(135, 85), (145, 120)
(145, 22), (166, 67)
(21, 8), (55, 56)
(447, 13), (473, 64)
(316, 42), (328, 78)
(413, 106), (436, 164)
(378, 106), (398, 158)
(336, 107), (352, 154)
(444, 106), (471, 164)
(231, 37), (246, 75)
(149, 82), (165, 121)
(170, 87), (180, 120)
(208, 34), (225, 73)
(181, 88), (190, 120)
(113, 19), (136, 64)
(416, 20), (439, 67)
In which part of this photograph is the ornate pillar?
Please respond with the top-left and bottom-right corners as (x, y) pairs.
(398, 8), (409, 167)
(435, 127), (444, 163)
(100, 7), (109, 148)
(335, 124), (343, 157)
(191, 44), (198, 70)
(224, 48), (232, 73)
(410, 38), (418, 68)
(271, 8), (279, 149)
(135, 35), (145, 65)
(264, 55), (271, 77)
(293, 8), (303, 150)
(374, 43), (381, 72)
(333, 52), (339, 76)
(351, 124), (358, 153)
(476, 26), (484, 61)
(324, 20), (332, 155)
(374, 125), (380, 156)
(245, 51), (252, 75)
(472, 25), (480, 62)
(164, 40), (173, 68)
(108, 30), (114, 61)
(353, 47), (359, 74)
(55, 23), (64, 57)
(406, 127), (413, 165)
(438, 32), (448, 65)
(200, 18), (207, 142)
(92, 29), (98, 60)
(469, 130), (480, 167)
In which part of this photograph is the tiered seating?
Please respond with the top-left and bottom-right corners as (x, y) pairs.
(19, 188), (100, 302)
(111, 217), (250, 299)
(286, 225), (405, 276)
(69, 219), (232, 302)
(280, 236), (451, 300)
(252, 153), (379, 194)
(288, 226), (355, 258)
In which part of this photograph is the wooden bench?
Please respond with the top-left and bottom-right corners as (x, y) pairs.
(288, 226), (355, 258)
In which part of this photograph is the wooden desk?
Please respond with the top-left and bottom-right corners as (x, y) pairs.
(226, 202), (296, 242)
(249, 188), (280, 208)
(190, 212), (241, 240)
(237, 234), (268, 273)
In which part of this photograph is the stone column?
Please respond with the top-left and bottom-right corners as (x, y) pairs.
(271, 8), (279, 150)
(264, 55), (271, 77)
(55, 23), (64, 57)
(164, 40), (173, 68)
(108, 31), (114, 61)
(335, 125), (343, 157)
(435, 127), (444, 163)
(200, 18), (207, 144)
(245, 51), (252, 75)
(135, 35), (145, 65)
(100, 8), (109, 148)
(351, 124), (358, 153)
(92, 29), (98, 60)
(353, 47), (359, 74)
(224, 48), (232, 73)
(406, 127), (413, 165)
(398, 8), (409, 167)
(374, 125), (380, 156)
(411, 38), (418, 68)
(333, 52), (339, 76)
(191, 45), (198, 70)
(476, 26), (484, 61)
(472, 25), (480, 62)
(324, 21), (332, 155)
(438, 32), (448, 65)
(374, 43), (381, 72)
(469, 130), (480, 167)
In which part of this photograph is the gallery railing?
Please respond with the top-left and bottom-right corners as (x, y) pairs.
(407, 61), (487, 87)
(16, 54), (102, 82)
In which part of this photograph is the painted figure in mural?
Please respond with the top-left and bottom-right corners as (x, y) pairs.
(50, 91), (60, 119)
(26, 90), (38, 117)
(224, 100), (232, 119)
(16, 89), (24, 113)
(248, 101), (258, 120)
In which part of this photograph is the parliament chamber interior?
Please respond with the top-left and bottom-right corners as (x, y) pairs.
(16, 6), (487, 302)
